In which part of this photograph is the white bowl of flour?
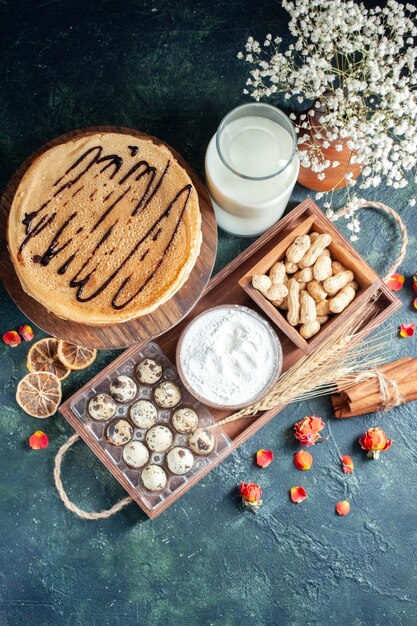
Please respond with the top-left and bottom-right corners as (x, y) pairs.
(176, 305), (283, 409)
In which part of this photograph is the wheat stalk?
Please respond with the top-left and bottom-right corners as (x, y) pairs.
(213, 298), (393, 428)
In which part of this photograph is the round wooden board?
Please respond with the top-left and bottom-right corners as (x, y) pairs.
(0, 126), (217, 349)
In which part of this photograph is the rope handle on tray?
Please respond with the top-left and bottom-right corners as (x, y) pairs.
(54, 199), (407, 518)
(331, 199), (408, 281)
(53, 434), (133, 519)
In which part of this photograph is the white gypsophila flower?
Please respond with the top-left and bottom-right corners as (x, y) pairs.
(238, 0), (417, 210)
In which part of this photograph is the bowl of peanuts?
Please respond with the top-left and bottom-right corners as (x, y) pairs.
(238, 213), (375, 353)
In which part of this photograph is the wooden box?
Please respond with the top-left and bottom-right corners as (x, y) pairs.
(239, 202), (384, 354)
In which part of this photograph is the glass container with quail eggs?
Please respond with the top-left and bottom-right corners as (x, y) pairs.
(69, 342), (231, 511)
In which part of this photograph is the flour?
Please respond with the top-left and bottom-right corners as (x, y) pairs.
(179, 307), (279, 406)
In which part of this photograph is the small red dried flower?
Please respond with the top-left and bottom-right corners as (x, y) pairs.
(239, 482), (263, 512)
(3, 330), (21, 347)
(359, 427), (392, 460)
(19, 325), (34, 342)
(341, 455), (354, 474)
(294, 450), (313, 470)
(29, 430), (49, 450)
(293, 415), (325, 446)
(413, 272), (417, 294)
(336, 500), (350, 516)
(414, 298), (417, 310)
(256, 449), (274, 468)
(399, 323), (415, 338)
(290, 486), (307, 503)
(386, 273), (404, 291)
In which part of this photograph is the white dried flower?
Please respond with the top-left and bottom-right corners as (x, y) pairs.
(238, 0), (417, 218)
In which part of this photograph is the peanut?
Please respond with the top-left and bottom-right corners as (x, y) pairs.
(286, 235), (311, 264)
(307, 280), (327, 302)
(316, 299), (331, 316)
(347, 280), (359, 291)
(287, 278), (300, 326)
(323, 270), (354, 296)
(294, 267), (314, 283)
(313, 253), (332, 281)
(300, 290), (317, 324)
(285, 259), (299, 274)
(261, 229), (358, 337)
(269, 261), (286, 285)
(266, 283), (288, 306)
(298, 233), (332, 268)
(252, 274), (272, 295)
(279, 296), (288, 311)
(329, 286), (356, 313)
(300, 320), (321, 339)
(331, 261), (346, 274)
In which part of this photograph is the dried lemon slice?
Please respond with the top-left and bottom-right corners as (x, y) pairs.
(16, 371), (62, 418)
(27, 338), (71, 380)
(57, 341), (97, 370)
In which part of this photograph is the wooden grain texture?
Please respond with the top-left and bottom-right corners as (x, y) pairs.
(60, 198), (401, 519)
(0, 126), (217, 349)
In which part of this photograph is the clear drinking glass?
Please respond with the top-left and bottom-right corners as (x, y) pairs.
(205, 103), (299, 237)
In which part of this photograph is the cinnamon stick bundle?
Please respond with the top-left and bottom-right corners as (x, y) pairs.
(332, 357), (417, 418)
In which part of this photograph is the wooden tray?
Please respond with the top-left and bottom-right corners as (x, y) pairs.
(0, 126), (217, 350)
(60, 198), (401, 519)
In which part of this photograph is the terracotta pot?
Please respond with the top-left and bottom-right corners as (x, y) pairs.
(296, 111), (362, 192)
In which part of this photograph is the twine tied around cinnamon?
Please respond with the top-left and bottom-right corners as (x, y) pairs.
(53, 198), (408, 519)
(349, 368), (404, 411)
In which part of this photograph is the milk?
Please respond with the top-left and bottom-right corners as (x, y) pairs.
(205, 109), (299, 237)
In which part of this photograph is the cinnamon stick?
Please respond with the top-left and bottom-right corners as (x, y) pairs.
(332, 357), (417, 418)
(347, 378), (417, 413)
(335, 357), (411, 393)
(334, 390), (417, 418)
(341, 357), (417, 404)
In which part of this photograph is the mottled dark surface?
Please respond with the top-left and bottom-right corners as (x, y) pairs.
(0, 1), (417, 625)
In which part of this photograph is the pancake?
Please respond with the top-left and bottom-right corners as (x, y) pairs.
(7, 131), (202, 325)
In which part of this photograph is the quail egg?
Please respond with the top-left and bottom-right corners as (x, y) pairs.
(109, 375), (137, 402)
(188, 428), (216, 456)
(146, 425), (173, 452)
(88, 393), (117, 421)
(122, 441), (149, 468)
(136, 358), (163, 384)
(107, 419), (133, 446)
(172, 407), (198, 433)
(154, 381), (181, 408)
(141, 465), (167, 492)
(130, 400), (158, 429)
(166, 447), (194, 475)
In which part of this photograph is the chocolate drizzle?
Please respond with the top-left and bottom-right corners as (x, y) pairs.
(19, 213), (56, 253)
(22, 211), (39, 234)
(18, 141), (194, 310)
(58, 253), (76, 275)
(40, 213), (77, 266)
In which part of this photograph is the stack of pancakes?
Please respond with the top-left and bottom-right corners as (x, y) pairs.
(7, 132), (202, 325)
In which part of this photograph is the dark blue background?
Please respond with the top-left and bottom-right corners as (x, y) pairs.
(0, 2), (416, 625)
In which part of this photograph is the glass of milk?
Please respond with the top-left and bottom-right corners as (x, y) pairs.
(205, 103), (299, 237)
